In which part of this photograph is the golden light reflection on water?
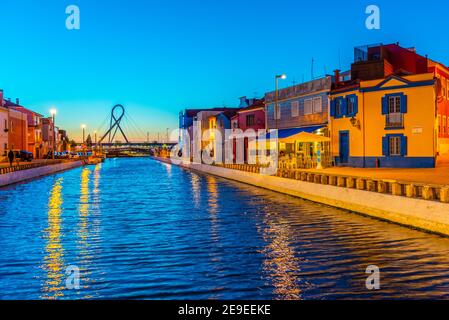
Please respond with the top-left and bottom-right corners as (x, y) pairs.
(78, 167), (93, 298)
(190, 173), (201, 208)
(42, 178), (65, 300)
(261, 216), (302, 300)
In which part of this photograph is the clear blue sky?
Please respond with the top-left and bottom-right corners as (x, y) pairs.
(1, 0), (448, 141)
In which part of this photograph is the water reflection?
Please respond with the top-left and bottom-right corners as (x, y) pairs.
(261, 214), (302, 300)
(77, 167), (93, 298)
(3, 158), (449, 300)
(41, 178), (65, 299)
(190, 173), (201, 209)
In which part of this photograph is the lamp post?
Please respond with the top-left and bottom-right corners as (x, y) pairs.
(94, 130), (97, 153)
(275, 74), (287, 130)
(50, 108), (57, 160)
(81, 124), (86, 145)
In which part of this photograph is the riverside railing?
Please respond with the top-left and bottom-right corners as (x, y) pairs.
(0, 160), (65, 175)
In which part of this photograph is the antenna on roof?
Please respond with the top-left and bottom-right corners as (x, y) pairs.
(338, 49), (341, 70)
(311, 58), (314, 80)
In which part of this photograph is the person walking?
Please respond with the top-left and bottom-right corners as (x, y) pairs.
(8, 149), (14, 167)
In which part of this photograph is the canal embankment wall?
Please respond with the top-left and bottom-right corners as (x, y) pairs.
(0, 161), (84, 188)
(152, 156), (449, 237)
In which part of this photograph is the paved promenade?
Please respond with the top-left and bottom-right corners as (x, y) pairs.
(305, 156), (449, 186)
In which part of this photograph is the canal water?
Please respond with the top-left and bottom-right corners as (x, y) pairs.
(1, 158), (449, 300)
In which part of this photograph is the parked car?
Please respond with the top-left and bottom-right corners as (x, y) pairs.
(13, 150), (34, 162)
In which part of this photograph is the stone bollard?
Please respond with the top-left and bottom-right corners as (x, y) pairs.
(307, 174), (315, 183)
(337, 177), (346, 187)
(314, 174), (321, 184)
(321, 175), (329, 185)
(346, 177), (356, 189)
(356, 178), (366, 190)
(422, 186), (435, 200)
(392, 183), (403, 196)
(366, 180), (376, 192)
(405, 184), (417, 198)
(301, 172), (308, 181)
(440, 187), (449, 203)
(377, 181), (387, 193)
(329, 176), (337, 186)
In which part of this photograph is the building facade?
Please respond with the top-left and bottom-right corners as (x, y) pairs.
(264, 77), (332, 168)
(331, 73), (437, 168)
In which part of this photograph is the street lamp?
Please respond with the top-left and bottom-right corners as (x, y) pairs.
(94, 130), (97, 153)
(50, 108), (57, 159)
(275, 74), (287, 129)
(81, 124), (86, 144)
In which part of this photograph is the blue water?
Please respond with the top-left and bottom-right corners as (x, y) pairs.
(1, 158), (449, 300)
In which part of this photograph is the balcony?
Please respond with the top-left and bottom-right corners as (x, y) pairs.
(386, 113), (404, 129)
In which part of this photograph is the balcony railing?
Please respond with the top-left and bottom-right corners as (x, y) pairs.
(386, 113), (404, 128)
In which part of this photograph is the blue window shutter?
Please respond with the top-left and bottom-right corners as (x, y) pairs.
(401, 135), (408, 156)
(330, 99), (336, 117)
(341, 97), (348, 116)
(381, 96), (388, 115)
(382, 136), (389, 156)
(400, 94), (408, 113)
(353, 96), (358, 116)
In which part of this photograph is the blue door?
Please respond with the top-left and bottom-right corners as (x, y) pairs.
(339, 131), (349, 164)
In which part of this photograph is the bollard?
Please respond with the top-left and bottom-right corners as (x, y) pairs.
(377, 181), (387, 193)
(321, 175), (328, 185)
(366, 180), (376, 192)
(405, 184), (417, 198)
(422, 186), (435, 200)
(337, 177), (346, 187)
(356, 178), (366, 190)
(346, 177), (356, 189)
(440, 187), (449, 203)
(307, 174), (315, 183)
(392, 183), (403, 196)
(301, 172), (308, 181)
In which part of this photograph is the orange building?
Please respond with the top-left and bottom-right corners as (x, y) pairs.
(7, 107), (28, 151)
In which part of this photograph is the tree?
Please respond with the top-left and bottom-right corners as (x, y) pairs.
(86, 134), (93, 148)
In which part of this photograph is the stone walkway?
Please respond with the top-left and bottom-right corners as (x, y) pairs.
(306, 155), (449, 186)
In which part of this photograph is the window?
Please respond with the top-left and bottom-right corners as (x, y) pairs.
(385, 95), (404, 128)
(246, 114), (255, 126)
(438, 115), (442, 134)
(347, 96), (355, 115)
(335, 99), (342, 117)
(4, 119), (7, 130)
(389, 136), (402, 156)
(388, 96), (401, 113)
(313, 97), (322, 113)
(291, 101), (299, 117)
(304, 99), (313, 115)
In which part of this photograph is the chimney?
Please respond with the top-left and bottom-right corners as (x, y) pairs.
(239, 96), (248, 108)
(334, 69), (341, 85)
(16, 98), (20, 105)
(0, 90), (3, 107)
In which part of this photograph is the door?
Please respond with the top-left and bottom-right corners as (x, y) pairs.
(339, 131), (349, 164)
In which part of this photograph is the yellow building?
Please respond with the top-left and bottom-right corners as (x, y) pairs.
(330, 73), (437, 168)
